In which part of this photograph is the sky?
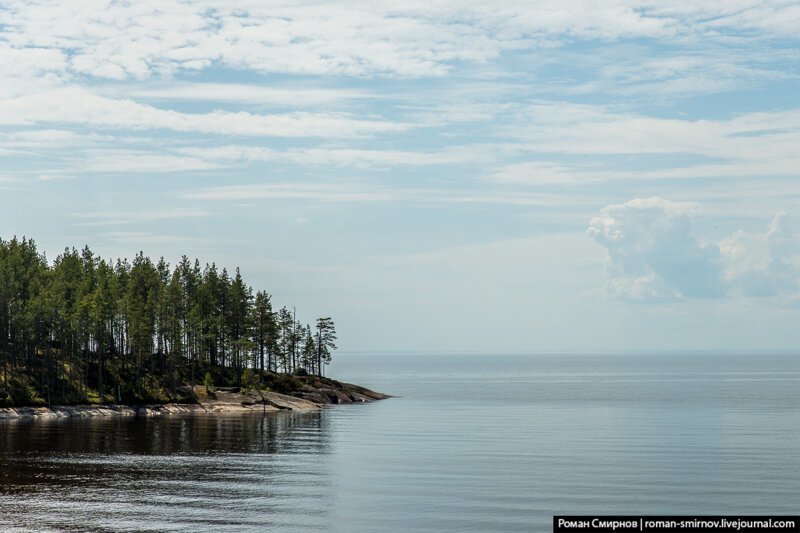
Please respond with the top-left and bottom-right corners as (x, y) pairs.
(1, 1), (800, 353)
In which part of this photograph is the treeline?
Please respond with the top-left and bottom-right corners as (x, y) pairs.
(0, 237), (337, 406)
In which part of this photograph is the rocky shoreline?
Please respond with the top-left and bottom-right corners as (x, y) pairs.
(0, 378), (389, 420)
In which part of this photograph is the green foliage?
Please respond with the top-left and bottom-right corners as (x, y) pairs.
(0, 236), (337, 407)
(265, 373), (298, 395)
(0, 372), (46, 407)
(204, 371), (213, 392)
(241, 368), (258, 392)
(315, 317), (337, 377)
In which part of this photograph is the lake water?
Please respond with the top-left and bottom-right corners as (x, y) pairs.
(2, 353), (800, 532)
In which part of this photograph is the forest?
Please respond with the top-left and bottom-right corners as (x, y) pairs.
(0, 236), (337, 407)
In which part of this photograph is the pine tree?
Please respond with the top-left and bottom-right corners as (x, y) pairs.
(301, 325), (316, 374)
(251, 291), (276, 373)
(315, 317), (337, 377)
(0, 236), (342, 406)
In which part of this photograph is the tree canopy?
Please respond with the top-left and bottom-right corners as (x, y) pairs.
(0, 236), (336, 406)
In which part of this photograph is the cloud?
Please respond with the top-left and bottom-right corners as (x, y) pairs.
(2, 1), (797, 84)
(107, 83), (376, 107)
(0, 2), (647, 81)
(720, 212), (800, 297)
(542, 45), (800, 102)
(0, 45), (68, 95)
(79, 150), (221, 173)
(0, 87), (409, 138)
(181, 182), (598, 208)
(0, 129), (108, 147)
(493, 103), (800, 185)
(96, 232), (212, 247)
(0, 130), (115, 161)
(488, 161), (583, 184)
(443, 191), (595, 208)
(589, 198), (724, 300)
(176, 144), (495, 168)
(71, 209), (210, 226)
(36, 173), (75, 181)
(510, 102), (800, 159)
(182, 183), (393, 202)
(590, 198), (800, 301)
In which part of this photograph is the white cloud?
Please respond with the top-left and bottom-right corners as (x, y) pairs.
(549, 45), (800, 101)
(1, 1), (797, 84)
(444, 192), (595, 208)
(183, 183), (393, 202)
(108, 83), (376, 107)
(489, 161), (582, 184)
(701, 3), (800, 36)
(589, 197), (724, 301)
(0, 44), (68, 98)
(181, 182), (597, 208)
(0, 130), (115, 160)
(0, 87), (409, 138)
(96, 232), (212, 246)
(2, 129), (103, 145)
(80, 150), (221, 173)
(493, 103), (800, 185)
(487, 158), (800, 186)
(512, 102), (800, 158)
(720, 212), (800, 297)
(590, 198), (800, 302)
(36, 173), (75, 181)
(177, 144), (496, 168)
(71, 209), (211, 226)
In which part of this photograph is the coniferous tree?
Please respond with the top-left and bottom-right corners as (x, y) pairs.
(315, 317), (337, 377)
(127, 252), (159, 396)
(0, 237), (340, 406)
(251, 291), (276, 373)
(92, 259), (115, 402)
(301, 325), (316, 374)
(278, 307), (302, 373)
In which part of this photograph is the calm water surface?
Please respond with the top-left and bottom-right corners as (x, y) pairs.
(2, 353), (800, 532)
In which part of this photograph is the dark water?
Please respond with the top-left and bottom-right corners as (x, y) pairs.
(2, 353), (800, 532)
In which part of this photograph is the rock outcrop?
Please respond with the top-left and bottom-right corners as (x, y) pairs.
(0, 377), (388, 420)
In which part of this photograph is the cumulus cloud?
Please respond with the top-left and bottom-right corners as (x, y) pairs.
(720, 212), (800, 297)
(589, 198), (800, 301)
(589, 198), (724, 300)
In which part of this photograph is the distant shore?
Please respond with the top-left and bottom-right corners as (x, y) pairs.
(0, 378), (389, 420)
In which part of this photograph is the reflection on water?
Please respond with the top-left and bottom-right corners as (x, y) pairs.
(2, 354), (800, 532)
(0, 412), (333, 532)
